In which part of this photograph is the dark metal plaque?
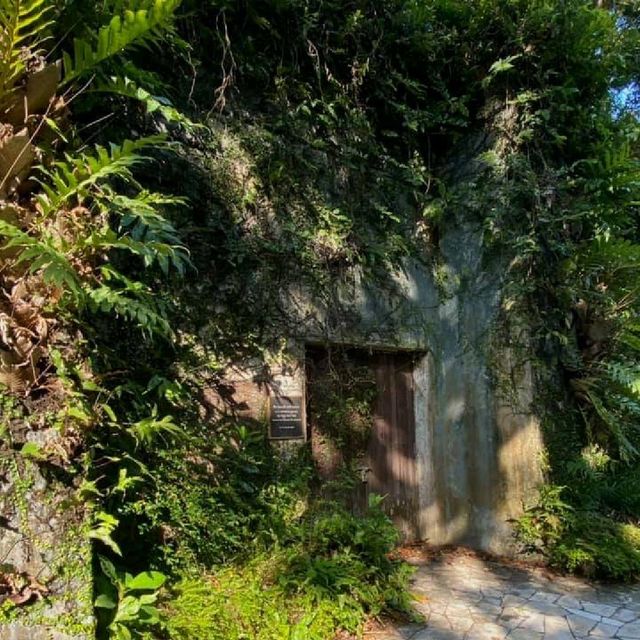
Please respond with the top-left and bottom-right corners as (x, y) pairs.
(269, 395), (304, 439)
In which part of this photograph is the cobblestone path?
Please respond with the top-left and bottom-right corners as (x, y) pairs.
(366, 551), (640, 640)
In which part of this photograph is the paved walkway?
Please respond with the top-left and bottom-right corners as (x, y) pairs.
(366, 550), (640, 640)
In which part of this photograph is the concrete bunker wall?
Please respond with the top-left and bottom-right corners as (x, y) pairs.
(295, 222), (545, 553)
(215, 222), (545, 554)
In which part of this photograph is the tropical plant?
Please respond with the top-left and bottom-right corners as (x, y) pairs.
(0, 0), (190, 635)
(0, 0), (187, 392)
(95, 555), (167, 640)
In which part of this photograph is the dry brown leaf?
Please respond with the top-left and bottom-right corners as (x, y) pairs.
(0, 360), (32, 394)
(4, 64), (61, 126)
(0, 128), (36, 197)
(0, 571), (48, 607)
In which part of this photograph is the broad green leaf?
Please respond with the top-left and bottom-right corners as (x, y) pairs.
(125, 570), (166, 591)
(94, 593), (117, 609)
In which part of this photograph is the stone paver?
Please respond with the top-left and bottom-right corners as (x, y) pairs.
(366, 552), (640, 640)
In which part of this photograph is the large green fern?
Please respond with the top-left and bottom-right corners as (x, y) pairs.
(62, 0), (182, 84)
(1, 132), (187, 334)
(36, 136), (165, 216)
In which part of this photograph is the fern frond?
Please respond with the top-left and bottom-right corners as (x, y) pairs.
(90, 76), (198, 129)
(605, 361), (640, 399)
(584, 388), (638, 462)
(578, 237), (640, 305)
(19, 241), (82, 295)
(0, 0), (54, 101)
(89, 186), (191, 274)
(89, 266), (171, 337)
(87, 286), (170, 336)
(83, 226), (191, 275)
(62, 0), (182, 84)
(0, 218), (83, 296)
(36, 136), (165, 216)
(620, 323), (640, 352)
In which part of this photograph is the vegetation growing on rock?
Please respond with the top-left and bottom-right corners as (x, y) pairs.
(0, 0), (639, 638)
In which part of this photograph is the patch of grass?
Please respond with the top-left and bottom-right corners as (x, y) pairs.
(164, 560), (344, 640)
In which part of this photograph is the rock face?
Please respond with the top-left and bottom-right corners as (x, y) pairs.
(0, 435), (94, 639)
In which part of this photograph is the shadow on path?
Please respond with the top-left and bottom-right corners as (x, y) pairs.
(366, 549), (640, 640)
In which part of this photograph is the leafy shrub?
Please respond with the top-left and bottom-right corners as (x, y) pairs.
(560, 446), (640, 519)
(516, 485), (640, 581)
(296, 496), (397, 556)
(95, 556), (167, 640)
(123, 423), (312, 572)
(551, 516), (640, 581)
(163, 497), (415, 639)
(280, 496), (414, 617)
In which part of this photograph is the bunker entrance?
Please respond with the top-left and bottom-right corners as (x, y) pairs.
(305, 346), (421, 541)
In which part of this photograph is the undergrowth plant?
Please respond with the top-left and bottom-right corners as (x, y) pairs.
(95, 556), (166, 640)
(164, 494), (416, 640)
(516, 485), (640, 581)
(0, 0), (191, 635)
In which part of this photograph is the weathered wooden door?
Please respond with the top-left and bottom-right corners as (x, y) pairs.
(306, 347), (419, 541)
(367, 352), (418, 540)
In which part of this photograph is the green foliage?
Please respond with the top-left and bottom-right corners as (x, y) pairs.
(0, 0), (188, 633)
(163, 497), (414, 639)
(417, 0), (640, 583)
(1, 137), (185, 336)
(279, 496), (414, 618)
(62, 0), (183, 84)
(36, 136), (165, 215)
(0, 0), (53, 102)
(516, 485), (640, 581)
(164, 563), (338, 640)
(3, 3), (640, 639)
(95, 555), (166, 640)
(121, 423), (312, 571)
(90, 512), (123, 556)
(104, 413), (415, 637)
(90, 76), (198, 129)
(308, 349), (378, 460)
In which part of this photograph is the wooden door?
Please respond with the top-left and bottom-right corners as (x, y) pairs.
(306, 347), (419, 541)
(367, 352), (418, 540)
